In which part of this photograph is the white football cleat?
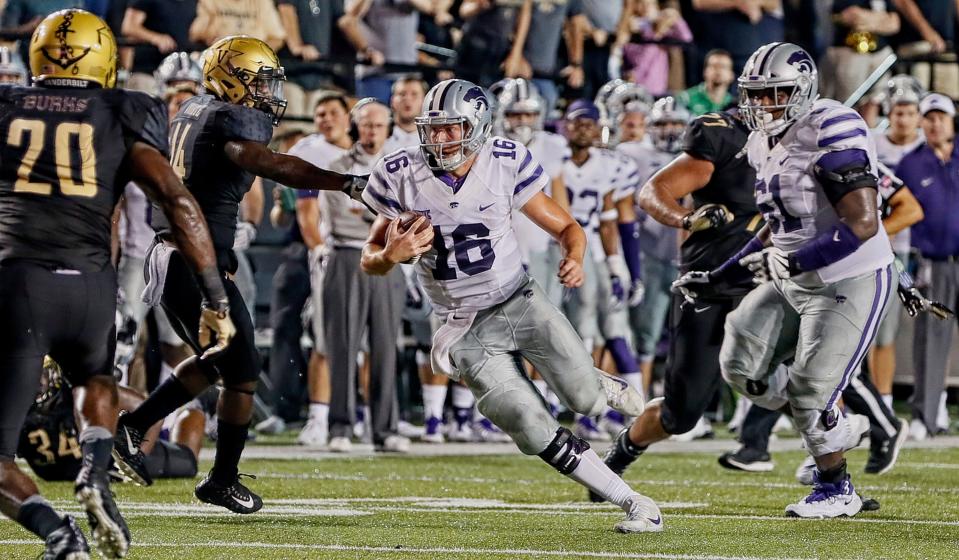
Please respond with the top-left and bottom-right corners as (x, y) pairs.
(421, 417), (445, 444)
(377, 434), (411, 453)
(327, 436), (352, 453)
(909, 418), (928, 441)
(574, 416), (611, 442)
(615, 494), (664, 533)
(254, 415), (287, 435)
(796, 413), (870, 485)
(785, 475), (862, 518)
(473, 419), (512, 443)
(297, 419), (328, 448)
(669, 416), (713, 442)
(599, 372), (645, 417)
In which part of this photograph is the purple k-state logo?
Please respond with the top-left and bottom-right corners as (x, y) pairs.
(787, 50), (814, 74)
(463, 86), (489, 112)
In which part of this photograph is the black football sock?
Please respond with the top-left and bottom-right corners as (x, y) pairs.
(17, 495), (62, 539)
(79, 427), (114, 471)
(123, 376), (195, 433)
(210, 421), (250, 485)
(818, 459), (848, 484)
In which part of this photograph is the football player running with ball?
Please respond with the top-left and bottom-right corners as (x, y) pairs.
(674, 43), (895, 518)
(361, 79), (662, 533)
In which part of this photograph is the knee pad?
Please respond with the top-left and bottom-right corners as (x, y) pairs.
(476, 378), (557, 455)
(792, 405), (849, 456)
(537, 427), (590, 475)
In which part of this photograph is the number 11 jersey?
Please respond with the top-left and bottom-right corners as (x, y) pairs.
(363, 136), (550, 316)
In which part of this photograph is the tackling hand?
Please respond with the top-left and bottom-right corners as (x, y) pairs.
(740, 247), (790, 283)
(671, 271), (711, 303)
(682, 204), (734, 232)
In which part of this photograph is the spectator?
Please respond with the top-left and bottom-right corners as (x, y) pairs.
(387, 75), (428, 150)
(894, 93), (959, 441)
(120, 0), (198, 93)
(457, 0), (532, 89)
(819, 0), (899, 102)
(678, 48), (734, 116)
(281, 93), (353, 447)
(189, 0), (285, 51)
(1, 0), (83, 63)
(323, 100), (409, 453)
(276, 0), (346, 118)
(519, 0), (586, 113)
(579, 0), (627, 99)
(689, 0), (784, 74)
(617, 0), (693, 96)
(891, 0), (959, 99)
(339, 0), (432, 104)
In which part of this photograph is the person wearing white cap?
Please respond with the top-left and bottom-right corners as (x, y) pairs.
(895, 92), (959, 440)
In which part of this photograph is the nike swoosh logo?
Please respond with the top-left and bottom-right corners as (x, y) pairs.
(479, 203), (495, 212)
(234, 495), (255, 509)
(647, 515), (662, 525)
(694, 306), (711, 313)
(124, 430), (137, 455)
(833, 231), (841, 242)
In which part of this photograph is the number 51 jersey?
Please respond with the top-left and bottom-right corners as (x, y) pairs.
(362, 136), (550, 317)
(0, 86), (168, 272)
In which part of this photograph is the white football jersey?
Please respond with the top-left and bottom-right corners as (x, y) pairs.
(288, 134), (349, 241)
(119, 183), (155, 260)
(872, 130), (923, 254)
(362, 136), (549, 316)
(385, 125), (421, 152)
(746, 99), (893, 283)
(563, 147), (625, 262)
(616, 141), (679, 262)
(512, 131), (570, 259)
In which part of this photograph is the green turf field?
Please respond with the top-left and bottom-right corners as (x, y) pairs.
(2, 441), (958, 559)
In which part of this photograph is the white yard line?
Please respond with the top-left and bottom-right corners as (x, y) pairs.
(0, 539), (817, 560)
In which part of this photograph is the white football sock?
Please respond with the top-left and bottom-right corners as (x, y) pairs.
(881, 394), (893, 410)
(567, 448), (634, 512)
(309, 403), (329, 425)
(422, 384), (448, 421)
(532, 379), (548, 399)
(451, 384), (475, 409)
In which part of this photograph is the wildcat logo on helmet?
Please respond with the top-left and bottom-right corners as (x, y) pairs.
(463, 86), (489, 112)
(786, 50), (814, 74)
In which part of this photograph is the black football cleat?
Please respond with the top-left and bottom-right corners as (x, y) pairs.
(112, 412), (153, 487)
(194, 473), (263, 514)
(75, 465), (130, 559)
(865, 419), (909, 475)
(718, 447), (775, 473)
(44, 515), (90, 560)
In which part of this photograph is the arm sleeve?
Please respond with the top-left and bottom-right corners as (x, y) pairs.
(119, 91), (170, 156)
(813, 148), (877, 205)
(360, 166), (402, 219)
(218, 104), (274, 144)
(511, 144), (549, 209)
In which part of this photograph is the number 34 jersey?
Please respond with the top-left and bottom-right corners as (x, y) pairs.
(0, 85), (168, 272)
(745, 99), (892, 283)
(362, 136), (550, 317)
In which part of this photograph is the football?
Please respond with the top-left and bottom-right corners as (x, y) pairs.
(397, 210), (431, 234)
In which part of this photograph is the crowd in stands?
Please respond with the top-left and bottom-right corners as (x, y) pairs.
(2, 1), (959, 450)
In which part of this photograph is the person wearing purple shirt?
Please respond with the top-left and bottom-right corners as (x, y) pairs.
(894, 93), (959, 440)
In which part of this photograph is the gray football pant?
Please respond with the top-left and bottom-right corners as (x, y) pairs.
(722, 266), (896, 413)
(912, 260), (959, 432)
(323, 247), (404, 444)
(450, 277), (606, 455)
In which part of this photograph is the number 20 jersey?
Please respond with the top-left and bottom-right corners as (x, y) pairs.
(0, 85), (168, 271)
(362, 136), (549, 317)
(745, 99), (892, 283)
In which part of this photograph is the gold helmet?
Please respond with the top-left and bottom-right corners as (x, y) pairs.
(29, 9), (117, 88)
(202, 36), (287, 125)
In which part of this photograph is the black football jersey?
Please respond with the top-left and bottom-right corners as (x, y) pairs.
(17, 387), (83, 482)
(0, 85), (168, 271)
(153, 95), (272, 271)
(679, 110), (763, 281)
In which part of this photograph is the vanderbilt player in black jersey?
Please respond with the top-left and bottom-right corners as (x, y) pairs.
(0, 9), (235, 560)
(112, 35), (369, 515)
(588, 110), (761, 499)
(19, 358), (202, 484)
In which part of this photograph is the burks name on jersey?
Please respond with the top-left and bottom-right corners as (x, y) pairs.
(362, 136), (550, 316)
(745, 99), (892, 283)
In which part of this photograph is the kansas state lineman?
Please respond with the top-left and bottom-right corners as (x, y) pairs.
(674, 43), (895, 518)
(361, 79), (662, 533)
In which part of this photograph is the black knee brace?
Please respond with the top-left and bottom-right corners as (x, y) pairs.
(538, 427), (590, 475)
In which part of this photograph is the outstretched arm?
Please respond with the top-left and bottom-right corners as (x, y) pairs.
(224, 140), (365, 196)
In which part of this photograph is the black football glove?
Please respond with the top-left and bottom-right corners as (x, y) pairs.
(682, 204), (734, 233)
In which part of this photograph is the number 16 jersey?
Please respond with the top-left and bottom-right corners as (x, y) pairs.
(363, 137), (550, 317)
